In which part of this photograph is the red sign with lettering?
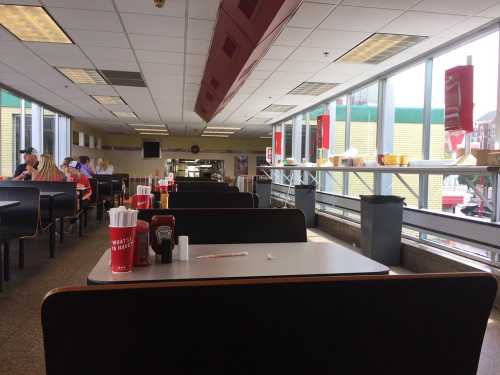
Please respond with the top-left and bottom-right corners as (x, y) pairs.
(274, 131), (282, 155)
(316, 115), (330, 149)
(445, 65), (473, 133)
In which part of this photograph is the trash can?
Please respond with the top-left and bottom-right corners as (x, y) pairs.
(295, 184), (316, 228)
(360, 195), (405, 266)
(254, 178), (271, 208)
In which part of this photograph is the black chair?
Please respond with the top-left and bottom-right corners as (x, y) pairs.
(89, 178), (105, 224)
(0, 187), (39, 287)
(41, 273), (497, 375)
(168, 192), (255, 208)
(0, 181), (77, 254)
(138, 208), (307, 243)
(175, 181), (230, 192)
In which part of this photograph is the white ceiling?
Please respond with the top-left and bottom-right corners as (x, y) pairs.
(0, 0), (499, 138)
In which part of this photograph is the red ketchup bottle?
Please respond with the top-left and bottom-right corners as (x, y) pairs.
(150, 215), (175, 263)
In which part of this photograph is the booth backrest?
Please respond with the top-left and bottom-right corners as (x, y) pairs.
(138, 208), (307, 243)
(175, 176), (212, 182)
(0, 181), (76, 218)
(175, 181), (230, 192)
(0, 186), (40, 239)
(41, 273), (497, 375)
(168, 192), (255, 208)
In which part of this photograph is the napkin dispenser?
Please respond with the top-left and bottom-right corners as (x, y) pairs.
(150, 215), (175, 264)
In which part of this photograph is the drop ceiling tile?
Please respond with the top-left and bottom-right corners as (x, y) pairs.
(277, 59), (328, 73)
(81, 46), (136, 62)
(0, 0), (40, 4)
(93, 60), (140, 71)
(479, 3), (500, 17)
(188, 0), (220, 20)
(436, 17), (493, 40)
(115, 0), (186, 17)
(121, 13), (185, 37)
(341, 0), (419, 9)
(80, 84), (118, 95)
(185, 64), (204, 76)
(255, 59), (282, 71)
(264, 45), (295, 60)
(187, 18), (215, 40)
(185, 74), (202, 84)
(248, 69), (273, 80)
(186, 53), (207, 68)
(186, 38), (210, 54)
(66, 29), (130, 48)
(184, 82), (200, 93)
(380, 11), (466, 36)
(47, 8), (124, 32)
(320, 6), (402, 32)
(310, 62), (373, 83)
(303, 29), (370, 48)
(42, 0), (114, 11)
(27, 43), (94, 67)
(135, 50), (184, 64)
(288, 2), (335, 28)
(129, 34), (185, 52)
(141, 62), (184, 77)
(273, 94), (316, 105)
(274, 27), (312, 46)
(288, 46), (346, 62)
(0, 27), (19, 43)
(411, 0), (499, 16)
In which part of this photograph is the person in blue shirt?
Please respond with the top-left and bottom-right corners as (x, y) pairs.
(78, 156), (95, 178)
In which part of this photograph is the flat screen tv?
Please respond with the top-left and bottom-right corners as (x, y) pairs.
(143, 141), (161, 159)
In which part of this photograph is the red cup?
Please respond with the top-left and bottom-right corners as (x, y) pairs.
(135, 194), (151, 209)
(110, 226), (137, 273)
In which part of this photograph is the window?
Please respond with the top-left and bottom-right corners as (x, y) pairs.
(0, 89), (21, 176)
(329, 97), (347, 194)
(387, 63), (425, 206)
(348, 83), (378, 196)
(306, 105), (325, 163)
(43, 108), (55, 156)
(284, 120), (293, 158)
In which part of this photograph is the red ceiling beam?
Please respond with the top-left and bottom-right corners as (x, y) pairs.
(195, 0), (303, 123)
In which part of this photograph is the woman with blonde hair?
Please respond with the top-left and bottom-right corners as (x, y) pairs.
(96, 158), (114, 175)
(32, 154), (65, 182)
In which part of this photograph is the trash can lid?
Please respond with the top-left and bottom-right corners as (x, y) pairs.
(360, 195), (405, 203)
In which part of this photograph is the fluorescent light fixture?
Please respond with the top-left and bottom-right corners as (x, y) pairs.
(58, 68), (107, 85)
(112, 111), (137, 118)
(288, 82), (337, 96)
(135, 129), (168, 132)
(263, 104), (297, 113)
(260, 136), (272, 139)
(203, 130), (234, 134)
(201, 134), (229, 138)
(337, 33), (426, 64)
(206, 127), (240, 131)
(92, 95), (126, 105)
(129, 123), (165, 128)
(139, 132), (168, 136)
(0, 5), (72, 43)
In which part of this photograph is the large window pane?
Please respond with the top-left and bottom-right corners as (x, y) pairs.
(348, 83), (378, 196)
(284, 120), (293, 159)
(0, 89), (21, 176)
(330, 97), (347, 194)
(388, 63), (425, 206)
(429, 31), (499, 214)
(306, 105), (325, 163)
(43, 108), (55, 156)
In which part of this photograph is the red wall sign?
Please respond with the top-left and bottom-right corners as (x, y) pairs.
(274, 132), (282, 156)
(316, 115), (330, 149)
(444, 65), (474, 133)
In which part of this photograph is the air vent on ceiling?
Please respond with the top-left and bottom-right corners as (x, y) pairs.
(239, 0), (259, 19)
(222, 36), (238, 58)
(336, 33), (426, 64)
(100, 70), (146, 87)
(288, 82), (337, 96)
(263, 104), (297, 113)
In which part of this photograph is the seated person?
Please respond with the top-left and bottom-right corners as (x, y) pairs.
(13, 147), (39, 181)
(96, 158), (114, 175)
(78, 156), (96, 178)
(32, 154), (65, 182)
(67, 161), (92, 209)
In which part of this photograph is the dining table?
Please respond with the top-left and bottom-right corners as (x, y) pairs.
(87, 241), (389, 285)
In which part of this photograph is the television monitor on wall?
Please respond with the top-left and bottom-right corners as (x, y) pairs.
(143, 140), (161, 159)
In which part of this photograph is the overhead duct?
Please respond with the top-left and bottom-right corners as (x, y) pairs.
(195, 0), (302, 122)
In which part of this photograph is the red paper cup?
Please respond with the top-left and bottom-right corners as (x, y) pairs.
(109, 226), (137, 273)
(135, 194), (151, 209)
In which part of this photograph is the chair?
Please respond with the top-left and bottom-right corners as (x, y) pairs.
(41, 273), (497, 375)
(168, 192), (255, 208)
(89, 178), (105, 224)
(0, 187), (39, 287)
(175, 181), (230, 192)
(138, 208), (307, 243)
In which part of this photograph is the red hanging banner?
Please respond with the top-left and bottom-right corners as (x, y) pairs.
(444, 65), (474, 133)
(316, 115), (330, 149)
(274, 132), (282, 156)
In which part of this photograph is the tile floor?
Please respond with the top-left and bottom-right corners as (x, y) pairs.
(0, 222), (498, 374)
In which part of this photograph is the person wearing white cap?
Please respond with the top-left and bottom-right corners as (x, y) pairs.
(67, 161), (93, 203)
(13, 147), (39, 181)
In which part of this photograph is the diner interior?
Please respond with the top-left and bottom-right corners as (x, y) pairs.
(1, 0), (500, 374)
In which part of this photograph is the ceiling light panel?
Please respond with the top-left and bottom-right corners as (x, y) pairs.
(129, 123), (165, 128)
(112, 111), (137, 118)
(203, 131), (234, 134)
(135, 128), (168, 132)
(337, 33), (426, 64)
(139, 132), (169, 136)
(263, 104), (297, 113)
(201, 134), (229, 138)
(58, 68), (107, 84)
(92, 95), (126, 105)
(0, 5), (72, 43)
(206, 127), (240, 130)
(288, 82), (337, 96)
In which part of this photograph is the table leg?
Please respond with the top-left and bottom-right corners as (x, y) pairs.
(3, 241), (10, 281)
(49, 197), (55, 258)
(59, 217), (64, 244)
(0, 243), (3, 292)
(78, 194), (84, 237)
(18, 239), (24, 269)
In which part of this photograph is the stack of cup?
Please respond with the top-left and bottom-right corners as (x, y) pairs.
(109, 206), (138, 273)
(136, 185), (152, 209)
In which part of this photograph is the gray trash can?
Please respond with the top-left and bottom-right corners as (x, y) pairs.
(255, 178), (271, 208)
(295, 184), (316, 228)
(360, 195), (405, 266)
